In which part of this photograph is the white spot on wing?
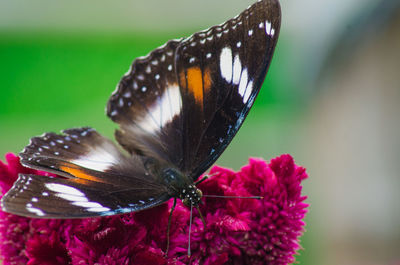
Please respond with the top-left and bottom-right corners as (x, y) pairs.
(87, 207), (111, 212)
(46, 183), (85, 196)
(72, 201), (110, 212)
(238, 68), (248, 97)
(123, 91), (132, 98)
(265, 20), (272, 35)
(26, 206), (45, 216)
(136, 84), (182, 133)
(146, 65), (151, 73)
(220, 47), (233, 84)
(57, 193), (88, 202)
(232, 54), (242, 85)
(243, 80), (253, 103)
(71, 146), (119, 172)
(133, 81), (138, 90)
(72, 201), (104, 208)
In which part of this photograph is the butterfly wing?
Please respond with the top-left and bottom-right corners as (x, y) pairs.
(1, 127), (171, 218)
(1, 174), (170, 218)
(176, 0), (281, 178)
(107, 40), (185, 169)
(107, 0), (281, 180)
(2, 0), (281, 218)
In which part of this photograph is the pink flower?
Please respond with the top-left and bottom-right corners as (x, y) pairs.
(0, 153), (308, 265)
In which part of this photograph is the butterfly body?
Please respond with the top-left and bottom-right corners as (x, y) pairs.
(152, 164), (202, 207)
(1, 0), (281, 219)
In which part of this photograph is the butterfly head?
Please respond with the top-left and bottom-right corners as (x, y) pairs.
(161, 168), (202, 206)
(181, 185), (203, 207)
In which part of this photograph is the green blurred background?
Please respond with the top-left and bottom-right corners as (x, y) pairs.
(1, 0), (399, 264)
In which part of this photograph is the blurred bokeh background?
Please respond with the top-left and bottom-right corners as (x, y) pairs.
(1, 0), (399, 264)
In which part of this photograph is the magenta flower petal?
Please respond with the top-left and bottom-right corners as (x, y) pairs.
(0, 153), (308, 265)
(26, 231), (70, 265)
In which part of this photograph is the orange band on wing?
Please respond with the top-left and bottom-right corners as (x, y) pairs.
(203, 68), (212, 93)
(60, 165), (102, 183)
(184, 67), (212, 106)
(187, 67), (203, 104)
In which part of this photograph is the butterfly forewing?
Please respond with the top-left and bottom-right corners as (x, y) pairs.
(107, 0), (280, 181)
(175, 0), (281, 178)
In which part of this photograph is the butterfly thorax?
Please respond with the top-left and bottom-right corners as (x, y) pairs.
(161, 168), (202, 207)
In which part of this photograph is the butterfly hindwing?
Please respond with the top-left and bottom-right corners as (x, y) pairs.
(1, 174), (170, 218)
(21, 127), (119, 180)
(107, 40), (185, 168)
(19, 127), (167, 189)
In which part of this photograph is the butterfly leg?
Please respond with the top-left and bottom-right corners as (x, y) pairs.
(188, 204), (193, 257)
(165, 197), (177, 257)
(196, 205), (206, 226)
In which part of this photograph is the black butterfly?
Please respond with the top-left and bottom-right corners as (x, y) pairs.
(1, 0), (281, 220)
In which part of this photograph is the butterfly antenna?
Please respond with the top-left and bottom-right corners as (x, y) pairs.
(196, 205), (206, 226)
(188, 204), (193, 257)
(165, 198), (177, 257)
(194, 176), (208, 185)
(202, 195), (263, 199)
(194, 172), (218, 186)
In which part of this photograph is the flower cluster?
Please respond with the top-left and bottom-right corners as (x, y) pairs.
(0, 153), (308, 265)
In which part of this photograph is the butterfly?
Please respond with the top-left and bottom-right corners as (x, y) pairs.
(1, 0), (281, 223)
